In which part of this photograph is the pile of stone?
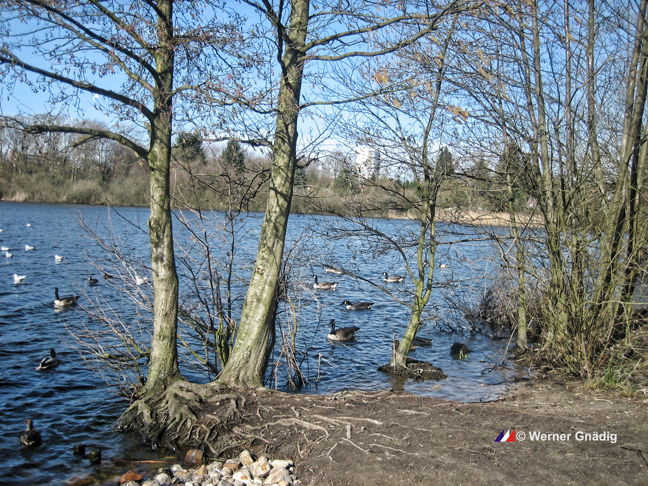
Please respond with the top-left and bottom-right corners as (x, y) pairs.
(120, 449), (298, 486)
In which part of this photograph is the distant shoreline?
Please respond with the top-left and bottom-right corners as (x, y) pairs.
(1, 198), (542, 228)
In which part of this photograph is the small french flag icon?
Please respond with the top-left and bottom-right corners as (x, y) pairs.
(495, 430), (516, 442)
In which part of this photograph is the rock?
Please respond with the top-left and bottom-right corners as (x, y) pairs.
(65, 476), (94, 486)
(120, 470), (144, 483)
(270, 460), (293, 469)
(142, 481), (160, 486)
(208, 461), (224, 473)
(249, 459), (271, 479)
(154, 473), (171, 486)
(218, 480), (234, 486)
(73, 443), (86, 456)
(122, 482), (140, 486)
(264, 467), (290, 485)
(223, 460), (240, 471)
(239, 449), (254, 466)
(197, 464), (209, 476)
(88, 448), (101, 465)
(278, 481), (291, 486)
(185, 448), (204, 467)
(221, 467), (233, 477)
(233, 468), (252, 482)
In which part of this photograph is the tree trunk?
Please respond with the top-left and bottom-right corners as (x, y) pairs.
(217, 0), (309, 388)
(143, 0), (181, 392)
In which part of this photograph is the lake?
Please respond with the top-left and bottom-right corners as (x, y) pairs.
(0, 201), (519, 485)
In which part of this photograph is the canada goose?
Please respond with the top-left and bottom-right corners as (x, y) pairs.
(341, 300), (374, 310)
(325, 266), (343, 275)
(326, 319), (360, 342)
(20, 419), (41, 448)
(1, 246), (8, 251)
(87, 276), (98, 285)
(382, 272), (404, 283)
(313, 275), (338, 290)
(5, 251), (12, 258)
(13, 274), (27, 284)
(36, 349), (60, 371)
(439, 263), (449, 269)
(135, 275), (149, 286)
(54, 287), (79, 308)
(25, 245), (34, 251)
(54, 255), (64, 262)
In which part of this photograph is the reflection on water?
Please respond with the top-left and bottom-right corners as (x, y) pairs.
(0, 201), (519, 485)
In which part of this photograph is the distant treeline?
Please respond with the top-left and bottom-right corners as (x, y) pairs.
(0, 125), (530, 215)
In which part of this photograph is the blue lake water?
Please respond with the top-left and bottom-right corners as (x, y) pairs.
(0, 201), (520, 485)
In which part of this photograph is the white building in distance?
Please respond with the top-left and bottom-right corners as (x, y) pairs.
(354, 146), (380, 180)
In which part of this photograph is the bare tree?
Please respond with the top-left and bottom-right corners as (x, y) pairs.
(0, 0), (247, 393)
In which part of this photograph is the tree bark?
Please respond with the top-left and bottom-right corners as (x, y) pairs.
(217, 0), (309, 388)
(143, 0), (181, 392)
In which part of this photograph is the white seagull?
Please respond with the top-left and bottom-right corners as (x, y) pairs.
(13, 274), (27, 284)
(25, 245), (35, 251)
(55, 255), (64, 262)
(1, 246), (8, 251)
(135, 275), (149, 286)
(5, 251), (12, 258)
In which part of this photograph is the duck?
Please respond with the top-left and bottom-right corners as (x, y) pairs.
(54, 287), (79, 307)
(325, 266), (343, 275)
(5, 251), (12, 258)
(102, 272), (114, 279)
(19, 419), (41, 448)
(36, 349), (60, 370)
(13, 274), (27, 284)
(326, 319), (360, 342)
(135, 275), (149, 286)
(1, 246), (8, 251)
(87, 276), (98, 285)
(25, 245), (35, 251)
(54, 255), (64, 262)
(341, 300), (374, 310)
(382, 272), (404, 283)
(313, 275), (338, 290)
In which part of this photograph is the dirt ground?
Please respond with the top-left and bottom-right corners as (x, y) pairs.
(193, 374), (648, 486)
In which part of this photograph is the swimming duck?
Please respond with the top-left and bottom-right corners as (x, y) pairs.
(325, 266), (343, 275)
(20, 419), (41, 448)
(382, 272), (405, 283)
(54, 288), (79, 307)
(102, 272), (114, 279)
(135, 275), (149, 286)
(341, 300), (374, 310)
(313, 275), (339, 290)
(5, 251), (12, 258)
(13, 274), (27, 284)
(326, 319), (360, 342)
(87, 276), (98, 285)
(54, 255), (64, 262)
(25, 245), (35, 251)
(36, 349), (60, 370)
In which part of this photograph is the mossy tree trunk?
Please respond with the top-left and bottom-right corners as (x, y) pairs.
(144, 0), (181, 391)
(217, 0), (309, 388)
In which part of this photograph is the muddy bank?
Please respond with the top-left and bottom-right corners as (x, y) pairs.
(115, 374), (647, 486)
